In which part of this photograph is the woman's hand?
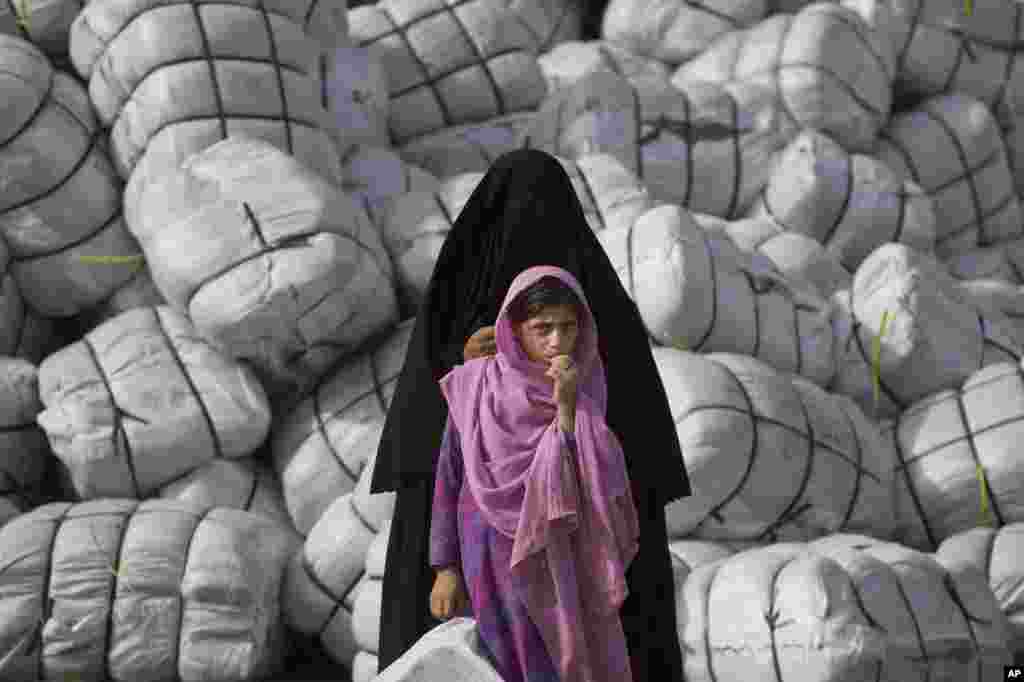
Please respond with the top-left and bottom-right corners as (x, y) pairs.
(547, 355), (578, 409)
(430, 566), (470, 621)
(463, 326), (497, 362)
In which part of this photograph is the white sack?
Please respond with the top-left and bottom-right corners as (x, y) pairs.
(373, 618), (504, 682)
(397, 112), (537, 180)
(0, 499), (298, 681)
(0, 35), (142, 317)
(125, 136), (398, 402)
(348, 0), (548, 145)
(671, 2), (895, 153)
(601, 205), (836, 385)
(340, 144), (441, 228)
(880, 359), (1024, 551)
(652, 348), (896, 542)
(35, 305), (271, 499)
(272, 319), (413, 535)
(0, 357), (48, 526)
(750, 129), (938, 272)
(536, 39), (671, 94)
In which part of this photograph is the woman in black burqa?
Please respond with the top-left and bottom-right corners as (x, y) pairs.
(369, 148), (692, 680)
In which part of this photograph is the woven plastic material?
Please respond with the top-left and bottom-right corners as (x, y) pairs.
(672, 2), (895, 153)
(680, 534), (1013, 682)
(348, 0), (548, 145)
(536, 39), (671, 94)
(1, 35), (143, 317)
(881, 359), (1024, 551)
(341, 144), (441, 228)
(830, 243), (1023, 419)
(652, 349), (895, 542)
(398, 112), (537, 179)
(751, 129), (938, 272)
(125, 136), (399, 403)
(0, 499), (298, 681)
(876, 94), (1022, 260)
(601, 205), (836, 385)
(272, 319), (413, 536)
(69, 0), (343, 185)
(0, 357), (47, 527)
(35, 306), (272, 499)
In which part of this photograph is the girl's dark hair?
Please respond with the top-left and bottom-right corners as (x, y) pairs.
(506, 276), (583, 323)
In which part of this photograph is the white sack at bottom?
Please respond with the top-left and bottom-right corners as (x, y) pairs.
(372, 618), (504, 682)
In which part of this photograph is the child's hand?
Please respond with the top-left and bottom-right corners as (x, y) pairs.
(430, 567), (469, 621)
(463, 326), (497, 362)
(547, 355), (578, 408)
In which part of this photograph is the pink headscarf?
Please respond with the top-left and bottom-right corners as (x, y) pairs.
(439, 265), (640, 681)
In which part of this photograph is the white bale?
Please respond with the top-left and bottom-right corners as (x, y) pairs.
(702, 213), (854, 298)
(600, 205), (836, 386)
(876, 94), (1022, 259)
(272, 319), (413, 535)
(652, 348), (896, 543)
(397, 113), (538, 180)
(158, 457), (295, 530)
(750, 129), (938, 271)
(125, 136), (399, 402)
(0, 35), (142, 317)
(322, 46), (391, 153)
(681, 534), (1014, 682)
(0, 499), (299, 681)
(348, 0), (548, 145)
(35, 305), (272, 500)
(946, 237), (1024, 283)
(0, 357), (48, 526)
(935, 524), (1024, 655)
(880, 359), (1024, 551)
(384, 153), (652, 312)
(672, 2), (895, 153)
(536, 40), (671, 94)
(372, 618), (504, 682)
(667, 538), (749, 595)
(340, 145), (441, 229)
(70, 0), (343, 185)
(829, 243), (1023, 419)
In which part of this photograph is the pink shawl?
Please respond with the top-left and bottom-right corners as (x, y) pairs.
(438, 266), (640, 682)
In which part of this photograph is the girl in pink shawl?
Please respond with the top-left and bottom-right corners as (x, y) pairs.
(428, 265), (641, 682)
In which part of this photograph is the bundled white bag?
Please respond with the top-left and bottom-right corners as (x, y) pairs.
(0, 35), (142, 317)
(372, 618), (504, 682)
(881, 359), (1024, 551)
(652, 349), (895, 543)
(672, 2), (895, 153)
(536, 40), (671, 94)
(0, 499), (298, 681)
(935, 524), (1024, 655)
(601, 205), (836, 385)
(348, 0), (548, 145)
(0, 357), (48, 526)
(35, 306), (272, 500)
(125, 136), (398, 402)
(680, 534), (1013, 682)
(876, 94), (1022, 259)
(340, 145), (441, 229)
(158, 458), (294, 529)
(750, 129), (938, 271)
(829, 243), (1023, 419)
(272, 319), (413, 535)
(70, 0), (343, 185)
(397, 113), (538, 180)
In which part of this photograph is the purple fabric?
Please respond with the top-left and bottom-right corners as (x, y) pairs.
(437, 265), (640, 682)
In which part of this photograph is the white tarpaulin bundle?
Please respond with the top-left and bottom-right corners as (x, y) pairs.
(340, 145), (441, 229)
(69, 0), (344, 186)
(875, 94), (1022, 260)
(880, 359), (1024, 552)
(396, 112), (538, 180)
(0, 35), (143, 318)
(519, 70), (798, 218)
(947, 237), (1024, 283)
(671, 2), (895, 153)
(158, 457), (295, 530)
(272, 319), (413, 535)
(699, 213), (855, 298)
(0, 357), (48, 526)
(0, 499), (299, 681)
(323, 46), (391, 153)
(383, 153), (652, 311)
(35, 305), (272, 500)
(125, 136), (399, 402)
(829, 243), (1023, 420)
(350, 518), (391, 682)
(0, 234), (58, 364)
(281, 454), (395, 666)
(536, 39), (671, 94)
(371, 618), (504, 682)
(935, 524), (1024, 655)
(679, 533), (1014, 682)
(601, 205), (836, 385)
(750, 129), (938, 272)
(348, 0), (548, 145)
(651, 348), (895, 542)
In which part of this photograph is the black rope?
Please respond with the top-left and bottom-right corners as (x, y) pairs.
(171, 506), (214, 676)
(311, 378), (360, 487)
(921, 103), (988, 245)
(258, 0), (295, 154)
(0, 67), (53, 148)
(100, 504), (139, 680)
(34, 504), (74, 681)
(188, 0), (228, 140)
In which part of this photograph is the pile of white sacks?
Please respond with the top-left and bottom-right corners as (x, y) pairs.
(1, 0), (1024, 679)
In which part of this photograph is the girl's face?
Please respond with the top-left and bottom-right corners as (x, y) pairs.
(513, 304), (580, 365)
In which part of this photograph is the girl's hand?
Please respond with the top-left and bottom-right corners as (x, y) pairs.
(430, 567), (469, 621)
(463, 326), (497, 362)
(547, 355), (578, 408)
